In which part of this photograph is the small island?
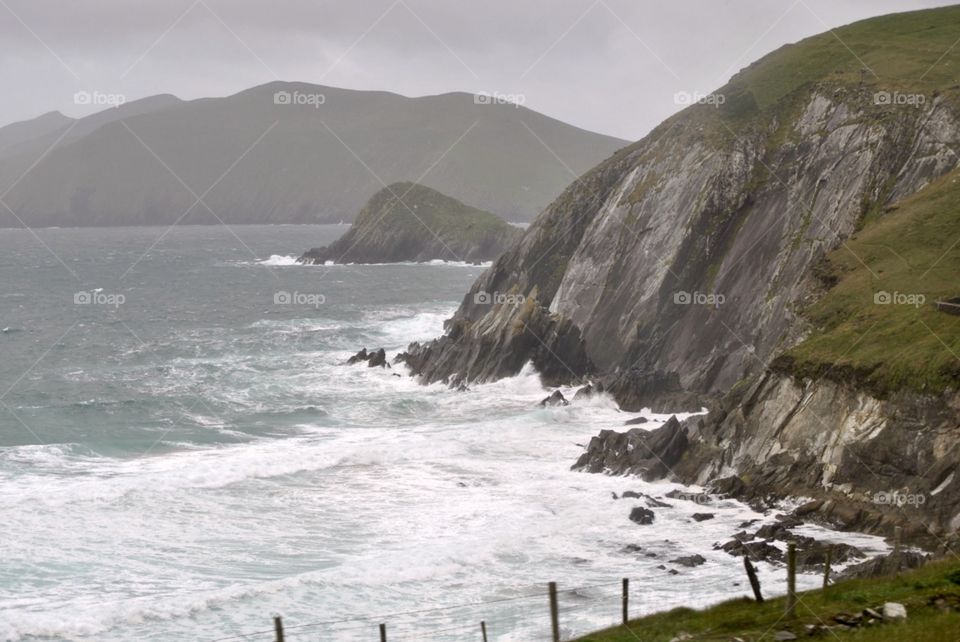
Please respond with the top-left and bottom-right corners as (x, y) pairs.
(298, 182), (522, 264)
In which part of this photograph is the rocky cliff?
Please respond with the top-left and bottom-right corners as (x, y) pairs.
(407, 6), (960, 544)
(298, 182), (522, 264)
(406, 7), (960, 408)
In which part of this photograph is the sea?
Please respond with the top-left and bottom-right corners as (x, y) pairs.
(0, 225), (888, 641)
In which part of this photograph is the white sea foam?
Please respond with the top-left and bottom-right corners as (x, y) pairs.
(258, 254), (301, 266)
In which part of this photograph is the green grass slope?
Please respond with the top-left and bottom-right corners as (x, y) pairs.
(778, 167), (960, 396)
(574, 560), (960, 642)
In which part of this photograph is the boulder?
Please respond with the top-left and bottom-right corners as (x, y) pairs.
(692, 513), (715, 522)
(624, 415), (649, 425)
(669, 554), (706, 567)
(629, 507), (655, 525)
(882, 602), (907, 620)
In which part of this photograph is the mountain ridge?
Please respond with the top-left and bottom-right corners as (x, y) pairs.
(0, 82), (626, 227)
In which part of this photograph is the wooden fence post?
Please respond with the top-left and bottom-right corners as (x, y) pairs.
(823, 547), (832, 590)
(481, 620), (488, 642)
(622, 577), (629, 625)
(273, 616), (284, 642)
(786, 542), (797, 619)
(379, 622), (387, 642)
(743, 557), (764, 603)
(548, 581), (560, 642)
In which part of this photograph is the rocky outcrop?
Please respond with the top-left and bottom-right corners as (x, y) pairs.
(576, 370), (960, 548)
(299, 183), (522, 264)
(572, 416), (688, 480)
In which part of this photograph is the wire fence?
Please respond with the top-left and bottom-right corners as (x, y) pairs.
(207, 578), (633, 642)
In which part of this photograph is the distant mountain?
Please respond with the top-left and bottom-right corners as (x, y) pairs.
(299, 182), (522, 264)
(0, 111), (74, 159)
(0, 83), (626, 227)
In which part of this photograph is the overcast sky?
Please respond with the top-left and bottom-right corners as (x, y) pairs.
(1, 0), (956, 140)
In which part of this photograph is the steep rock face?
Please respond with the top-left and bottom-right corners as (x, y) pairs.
(298, 182), (522, 264)
(409, 88), (959, 403)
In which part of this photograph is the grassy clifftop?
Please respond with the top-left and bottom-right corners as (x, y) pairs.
(780, 167), (960, 396)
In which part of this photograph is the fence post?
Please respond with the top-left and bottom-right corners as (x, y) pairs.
(273, 616), (284, 642)
(743, 557), (764, 603)
(379, 622), (387, 642)
(622, 577), (629, 625)
(786, 542), (797, 619)
(481, 620), (488, 642)
(823, 546), (832, 590)
(548, 581), (560, 642)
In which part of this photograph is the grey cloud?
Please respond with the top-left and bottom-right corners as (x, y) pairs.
(0, 0), (955, 139)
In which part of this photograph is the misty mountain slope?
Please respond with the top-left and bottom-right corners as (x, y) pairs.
(0, 111), (74, 159)
(0, 83), (625, 227)
(298, 182), (522, 264)
(406, 5), (960, 398)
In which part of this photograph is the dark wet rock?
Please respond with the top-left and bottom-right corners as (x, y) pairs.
(621, 491), (643, 499)
(624, 416), (648, 425)
(403, 292), (594, 388)
(573, 383), (603, 401)
(667, 568), (680, 575)
(629, 507), (655, 525)
(738, 519), (761, 528)
(572, 417), (688, 480)
(621, 544), (643, 553)
(539, 390), (569, 407)
(756, 522), (795, 541)
(367, 348), (387, 368)
(346, 348), (369, 364)
(717, 539), (784, 564)
(669, 554), (706, 567)
(692, 513), (715, 522)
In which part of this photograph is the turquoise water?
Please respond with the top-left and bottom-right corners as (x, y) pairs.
(0, 226), (885, 641)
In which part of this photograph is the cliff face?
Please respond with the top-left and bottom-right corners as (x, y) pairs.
(406, 7), (960, 541)
(409, 87), (958, 400)
(298, 182), (522, 264)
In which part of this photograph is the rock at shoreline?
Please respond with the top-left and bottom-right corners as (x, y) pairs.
(298, 183), (522, 264)
(629, 507), (655, 525)
(539, 390), (569, 407)
(692, 513), (715, 522)
(669, 554), (706, 567)
(624, 415), (649, 425)
(572, 416), (687, 480)
(345, 347), (389, 368)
